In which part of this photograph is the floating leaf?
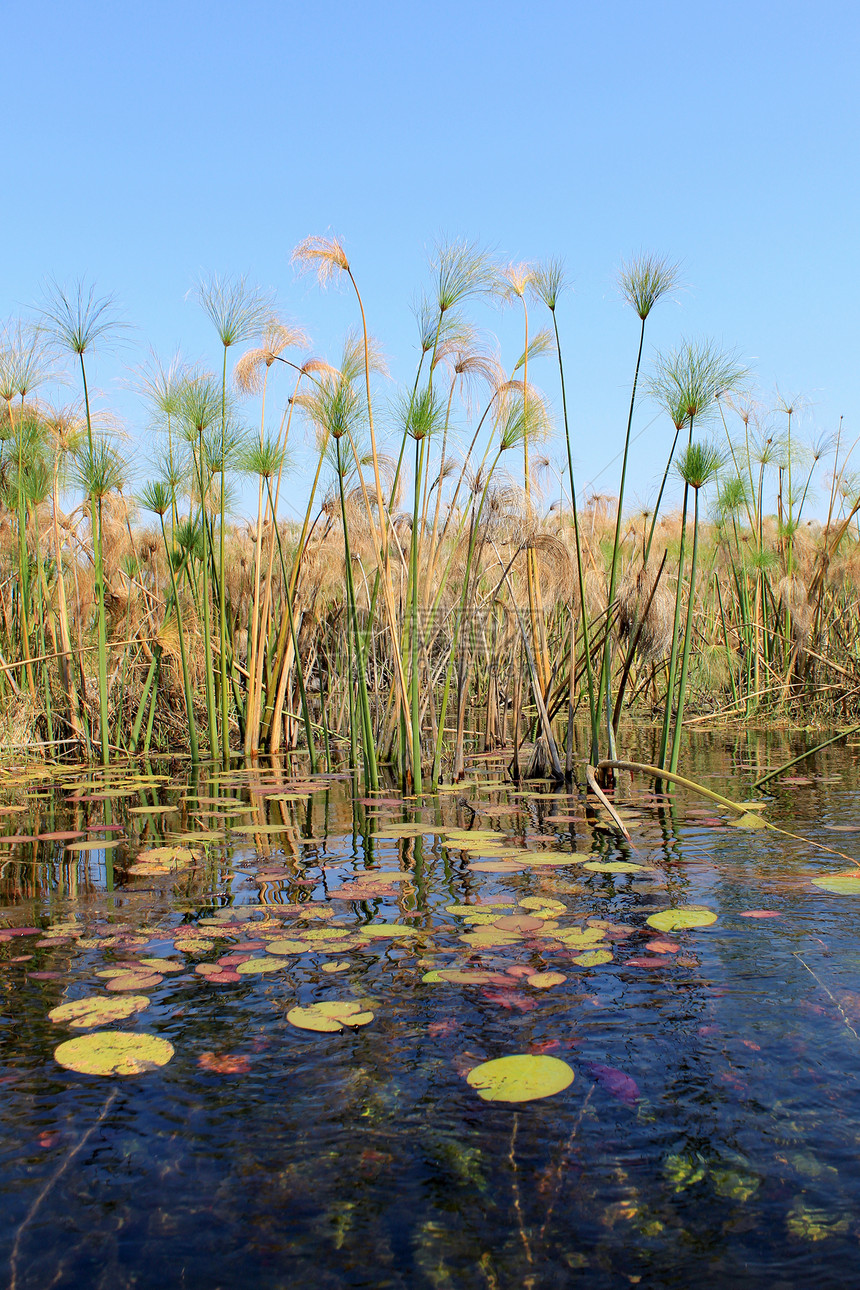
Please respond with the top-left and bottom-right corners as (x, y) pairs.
(468, 860), (526, 873)
(359, 924), (418, 938)
(65, 840), (122, 852)
(738, 910), (781, 919)
(236, 957), (289, 974)
(810, 873), (860, 895)
(54, 1031), (174, 1075)
(320, 961), (351, 974)
(460, 930), (522, 948)
(287, 1001), (374, 1032)
(493, 915), (545, 934)
(582, 861), (645, 873)
(555, 928), (606, 949)
(519, 897), (566, 913)
(728, 812), (768, 830)
(49, 995), (150, 1028)
(572, 949), (613, 966)
(137, 957), (184, 972)
(646, 908), (718, 932)
(299, 928), (350, 942)
(265, 939), (313, 955)
(466, 1054), (574, 1103)
(527, 972), (566, 989)
(373, 823), (429, 838)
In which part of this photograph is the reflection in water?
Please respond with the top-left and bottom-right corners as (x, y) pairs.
(0, 732), (858, 1287)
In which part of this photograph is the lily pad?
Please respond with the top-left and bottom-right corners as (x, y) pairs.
(810, 873), (860, 895)
(468, 860), (527, 873)
(466, 1054), (574, 1103)
(582, 861), (645, 873)
(49, 995), (150, 1028)
(572, 949), (613, 966)
(527, 972), (567, 989)
(646, 907), (718, 932)
(265, 939), (313, 955)
(358, 924), (418, 938)
(106, 973), (163, 992)
(54, 1031), (174, 1075)
(287, 1001), (374, 1032)
(493, 915), (544, 934)
(236, 957), (289, 974)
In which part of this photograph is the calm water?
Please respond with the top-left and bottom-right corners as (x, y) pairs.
(1, 730), (859, 1289)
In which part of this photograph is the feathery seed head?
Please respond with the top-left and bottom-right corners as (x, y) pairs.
(618, 253), (681, 321)
(649, 339), (749, 429)
(292, 235), (350, 287)
(195, 274), (276, 349)
(532, 258), (569, 312)
(677, 439), (724, 491)
(233, 319), (310, 394)
(513, 327), (555, 373)
(431, 238), (499, 314)
(39, 280), (128, 356)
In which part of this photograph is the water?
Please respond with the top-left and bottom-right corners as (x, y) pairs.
(1, 731), (859, 1288)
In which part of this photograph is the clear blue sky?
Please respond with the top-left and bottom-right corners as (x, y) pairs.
(5, 0), (858, 522)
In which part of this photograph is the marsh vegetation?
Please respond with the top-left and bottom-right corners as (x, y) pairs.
(1, 243), (857, 785)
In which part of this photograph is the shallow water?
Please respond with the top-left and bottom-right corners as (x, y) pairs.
(1, 730), (859, 1288)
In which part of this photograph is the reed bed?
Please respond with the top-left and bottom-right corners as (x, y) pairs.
(0, 247), (857, 782)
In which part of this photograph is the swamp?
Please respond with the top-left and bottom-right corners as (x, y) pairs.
(1, 731), (860, 1287)
(1, 244), (860, 1286)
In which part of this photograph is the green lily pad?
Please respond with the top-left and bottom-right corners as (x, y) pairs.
(572, 949), (613, 966)
(555, 928), (606, 948)
(49, 995), (150, 1028)
(646, 908), (718, 932)
(299, 928), (350, 941)
(810, 873), (860, 895)
(582, 861), (645, 873)
(527, 972), (567, 989)
(54, 1031), (174, 1075)
(468, 861), (527, 872)
(466, 1054), (574, 1103)
(266, 939), (314, 955)
(236, 957), (290, 974)
(287, 1001), (374, 1032)
(359, 924), (418, 938)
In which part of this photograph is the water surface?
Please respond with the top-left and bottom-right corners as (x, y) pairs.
(1, 731), (859, 1288)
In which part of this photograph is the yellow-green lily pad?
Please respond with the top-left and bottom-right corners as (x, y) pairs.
(572, 949), (613, 966)
(54, 1031), (174, 1075)
(48, 995), (150, 1028)
(359, 924), (418, 938)
(466, 1054), (574, 1103)
(810, 873), (860, 895)
(236, 957), (290, 974)
(287, 1001), (374, 1032)
(266, 939), (313, 955)
(646, 907), (718, 932)
(582, 861), (645, 873)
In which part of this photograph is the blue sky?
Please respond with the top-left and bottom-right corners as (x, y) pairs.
(5, 0), (858, 521)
